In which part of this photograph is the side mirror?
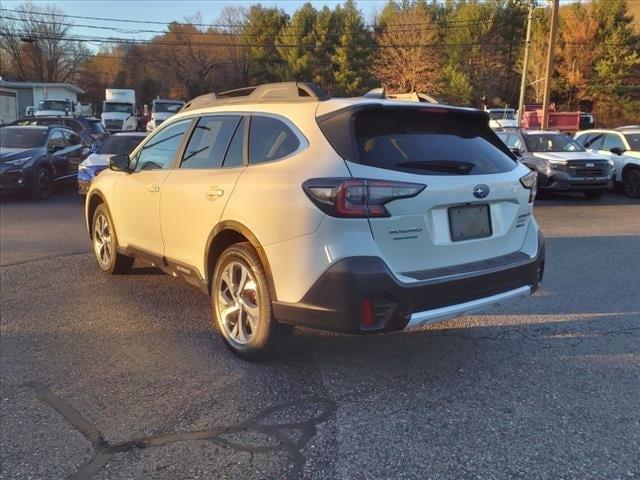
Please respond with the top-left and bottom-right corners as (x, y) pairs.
(48, 144), (63, 154)
(510, 147), (522, 156)
(110, 153), (133, 173)
(610, 147), (624, 156)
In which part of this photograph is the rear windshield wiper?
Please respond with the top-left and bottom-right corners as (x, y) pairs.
(396, 160), (475, 174)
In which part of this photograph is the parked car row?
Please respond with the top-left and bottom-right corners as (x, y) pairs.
(1, 123), (146, 200)
(497, 126), (640, 199)
(0, 125), (88, 200)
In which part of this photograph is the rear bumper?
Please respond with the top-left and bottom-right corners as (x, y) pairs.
(273, 233), (545, 334)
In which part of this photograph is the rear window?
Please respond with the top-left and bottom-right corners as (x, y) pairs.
(353, 108), (516, 175)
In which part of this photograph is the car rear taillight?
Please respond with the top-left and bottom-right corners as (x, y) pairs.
(520, 171), (537, 203)
(303, 178), (425, 218)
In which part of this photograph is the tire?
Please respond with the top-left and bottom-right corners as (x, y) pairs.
(584, 190), (605, 200)
(29, 167), (53, 200)
(212, 242), (292, 360)
(623, 170), (640, 199)
(92, 204), (134, 274)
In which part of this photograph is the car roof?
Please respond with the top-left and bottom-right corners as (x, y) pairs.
(111, 132), (147, 137)
(575, 129), (631, 135)
(496, 129), (563, 136)
(3, 125), (50, 130)
(522, 130), (565, 135)
(176, 81), (484, 119)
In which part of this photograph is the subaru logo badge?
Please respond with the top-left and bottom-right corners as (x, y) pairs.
(473, 184), (490, 199)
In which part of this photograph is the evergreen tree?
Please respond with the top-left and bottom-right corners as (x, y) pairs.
(276, 3), (318, 81)
(332, 0), (374, 95)
(243, 5), (289, 84)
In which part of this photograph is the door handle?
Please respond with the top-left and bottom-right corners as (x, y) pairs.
(148, 184), (160, 193)
(205, 188), (224, 200)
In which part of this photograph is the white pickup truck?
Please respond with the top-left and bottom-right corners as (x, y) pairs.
(35, 99), (76, 117)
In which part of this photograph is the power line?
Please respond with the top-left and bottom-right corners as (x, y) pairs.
(0, 13), (500, 39)
(2, 30), (626, 49)
(0, 31), (537, 48)
(0, 7), (505, 31)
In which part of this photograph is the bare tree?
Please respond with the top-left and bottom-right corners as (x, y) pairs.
(371, 7), (442, 94)
(0, 2), (89, 82)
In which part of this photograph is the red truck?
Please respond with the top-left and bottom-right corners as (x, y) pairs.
(521, 104), (594, 133)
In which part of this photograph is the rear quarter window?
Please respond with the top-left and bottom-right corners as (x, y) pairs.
(353, 108), (516, 175)
(249, 115), (301, 165)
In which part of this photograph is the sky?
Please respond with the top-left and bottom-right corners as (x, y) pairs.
(1, 0), (390, 42)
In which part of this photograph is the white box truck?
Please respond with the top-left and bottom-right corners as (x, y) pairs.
(102, 89), (137, 132)
(146, 98), (185, 132)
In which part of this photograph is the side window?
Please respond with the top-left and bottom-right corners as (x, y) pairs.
(222, 117), (245, 168)
(504, 135), (523, 150)
(584, 133), (604, 150)
(574, 133), (589, 147)
(48, 131), (65, 150)
(134, 120), (190, 171)
(603, 134), (625, 151)
(64, 119), (83, 132)
(181, 115), (240, 169)
(62, 130), (81, 146)
(248, 115), (300, 165)
(496, 133), (509, 145)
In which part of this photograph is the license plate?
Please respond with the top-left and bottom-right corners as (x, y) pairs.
(448, 204), (492, 242)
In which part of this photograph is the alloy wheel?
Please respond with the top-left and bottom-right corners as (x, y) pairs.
(216, 262), (260, 345)
(93, 213), (113, 267)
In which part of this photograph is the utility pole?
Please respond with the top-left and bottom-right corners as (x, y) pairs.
(541, 0), (559, 130)
(518, 0), (535, 127)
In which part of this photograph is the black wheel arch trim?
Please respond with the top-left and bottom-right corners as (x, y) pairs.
(204, 221), (278, 301)
(85, 188), (107, 238)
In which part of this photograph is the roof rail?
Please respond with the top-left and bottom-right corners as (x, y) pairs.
(362, 87), (439, 104)
(181, 82), (329, 112)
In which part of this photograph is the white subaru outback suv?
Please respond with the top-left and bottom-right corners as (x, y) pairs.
(85, 82), (545, 359)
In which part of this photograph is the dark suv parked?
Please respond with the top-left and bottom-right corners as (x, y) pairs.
(0, 126), (89, 200)
(11, 116), (109, 149)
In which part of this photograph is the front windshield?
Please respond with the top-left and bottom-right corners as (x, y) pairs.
(489, 110), (516, 120)
(98, 135), (144, 155)
(0, 128), (48, 148)
(153, 102), (183, 113)
(524, 133), (585, 153)
(39, 100), (71, 111)
(624, 134), (640, 151)
(103, 102), (133, 114)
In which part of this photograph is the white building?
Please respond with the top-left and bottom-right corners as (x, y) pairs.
(0, 80), (85, 117)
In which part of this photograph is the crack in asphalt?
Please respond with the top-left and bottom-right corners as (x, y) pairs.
(27, 381), (336, 480)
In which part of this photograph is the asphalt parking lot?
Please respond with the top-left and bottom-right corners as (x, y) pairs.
(1, 188), (639, 480)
